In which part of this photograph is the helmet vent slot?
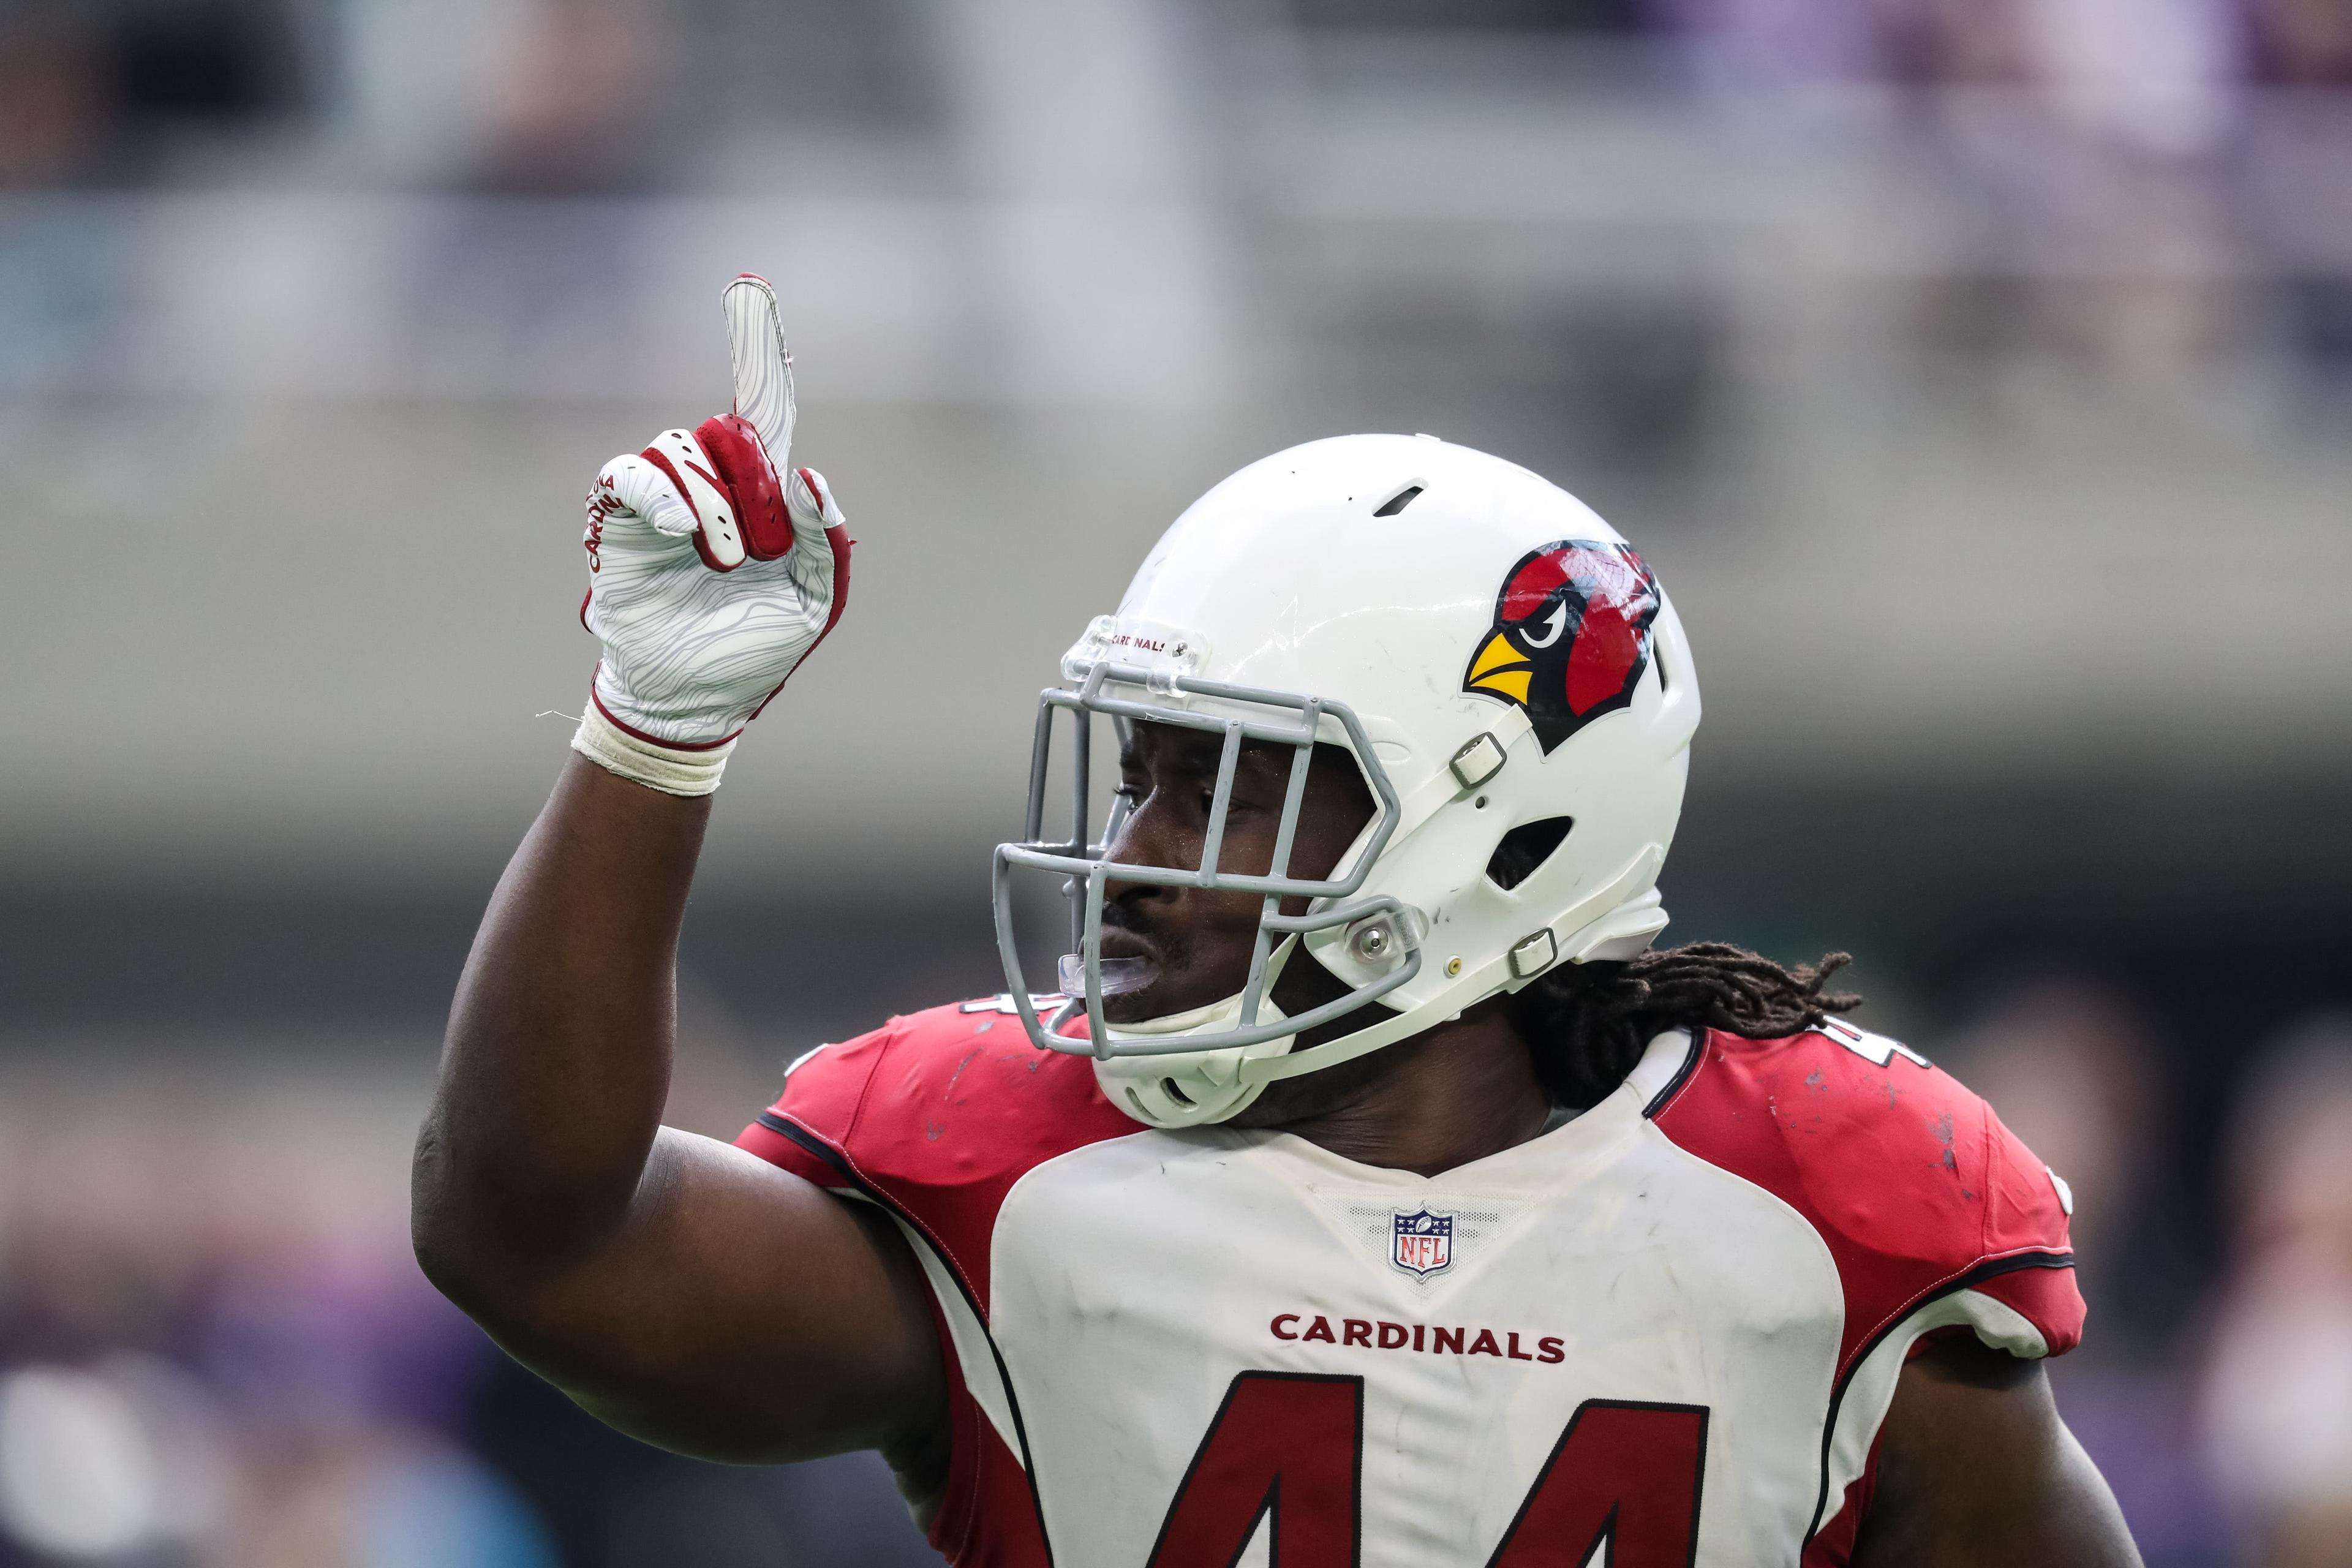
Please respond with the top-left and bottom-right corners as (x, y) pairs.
(1161, 1077), (1196, 1108)
(1371, 484), (1423, 517)
(1485, 816), (1574, 891)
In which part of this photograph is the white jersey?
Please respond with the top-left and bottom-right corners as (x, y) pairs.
(742, 1001), (2082, 1567)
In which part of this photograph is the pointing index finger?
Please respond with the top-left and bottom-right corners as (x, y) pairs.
(723, 273), (795, 466)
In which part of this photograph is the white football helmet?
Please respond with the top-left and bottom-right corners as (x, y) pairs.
(990, 434), (1700, 1128)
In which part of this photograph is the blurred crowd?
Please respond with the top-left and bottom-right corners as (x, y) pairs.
(1667, 0), (2352, 408)
(1939, 991), (2352, 1568)
(0, 1039), (939, 1568)
(1, 0), (2350, 421)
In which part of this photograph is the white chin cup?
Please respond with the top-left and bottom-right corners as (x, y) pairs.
(1091, 943), (1297, 1129)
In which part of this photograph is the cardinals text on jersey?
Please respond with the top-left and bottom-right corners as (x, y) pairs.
(736, 1005), (2082, 1568)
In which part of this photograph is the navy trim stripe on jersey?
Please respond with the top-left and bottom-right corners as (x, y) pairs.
(1950, 1249), (2078, 1284)
(758, 1110), (853, 1176)
(1801, 1249), (2078, 1544)
(756, 1109), (1060, 1567)
(1640, 1031), (1706, 1120)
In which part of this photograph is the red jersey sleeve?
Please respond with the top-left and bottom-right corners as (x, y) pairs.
(1968, 1096), (2086, 1355)
(1648, 1017), (2085, 1559)
(734, 999), (1138, 1311)
(1650, 1017), (2083, 1370)
(734, 1022), (896, 1192)
(731, 1000), (1136, 1568)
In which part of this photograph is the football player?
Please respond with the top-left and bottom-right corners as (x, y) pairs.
(413, 277), (2143, 1566)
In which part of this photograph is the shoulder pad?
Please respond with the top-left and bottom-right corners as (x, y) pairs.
(739, 998), (1139, 1308)
(1651, 1025), (2081, 1369)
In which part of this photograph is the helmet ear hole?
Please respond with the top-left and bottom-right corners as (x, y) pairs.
(1485, 816), (1574, 892)
(1161, 1077), (1196, 1108)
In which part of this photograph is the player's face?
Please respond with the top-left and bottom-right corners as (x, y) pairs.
(1098, 722), (1374, 1025)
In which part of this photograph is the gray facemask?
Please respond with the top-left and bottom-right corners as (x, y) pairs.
(989, 656), (1423, 1072)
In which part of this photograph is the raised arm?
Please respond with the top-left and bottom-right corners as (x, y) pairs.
(409, 278), (945, 1477)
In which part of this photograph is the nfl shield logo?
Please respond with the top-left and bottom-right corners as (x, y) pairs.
(1392, 1209), (1454, 1278)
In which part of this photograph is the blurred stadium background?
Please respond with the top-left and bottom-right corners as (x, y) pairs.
(4, 0), (2351, 1563)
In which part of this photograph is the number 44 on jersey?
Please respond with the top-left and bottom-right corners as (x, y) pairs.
(1149, 1373), (1707, 1567)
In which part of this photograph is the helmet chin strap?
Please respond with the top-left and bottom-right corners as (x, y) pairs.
(1240, 847), (1665, 1088)
(1237, 989), (1433, 1086)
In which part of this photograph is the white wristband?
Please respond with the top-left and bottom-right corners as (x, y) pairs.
(571, 698), (737, 797)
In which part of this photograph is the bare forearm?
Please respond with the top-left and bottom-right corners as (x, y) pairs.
(413, 755), (710, 1286)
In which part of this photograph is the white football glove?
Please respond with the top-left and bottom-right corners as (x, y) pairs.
(572, 274), (850, 795)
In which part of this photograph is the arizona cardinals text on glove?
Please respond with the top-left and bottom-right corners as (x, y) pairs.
(572, 274), (851, 796)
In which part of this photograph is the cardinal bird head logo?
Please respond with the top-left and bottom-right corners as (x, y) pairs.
(1464, 540), (1662, 753)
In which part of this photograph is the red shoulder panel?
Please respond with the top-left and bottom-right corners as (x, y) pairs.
(735, 1001), (1091, 1568)
(734, 1023), (892, 1189)
(734, 998), (1141, 1313)
(1649, 1024), (2082, 1376)
(912, 1276), (1053, 1568)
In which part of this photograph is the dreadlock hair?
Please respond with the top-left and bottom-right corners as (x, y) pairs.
(1483, 821), (1861, 1108)
(1505, 944), (1863, 1109)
